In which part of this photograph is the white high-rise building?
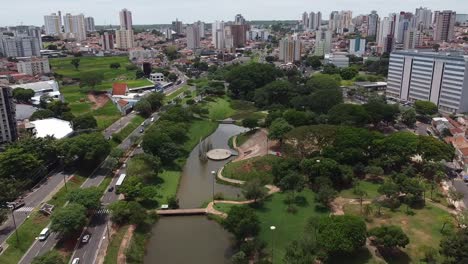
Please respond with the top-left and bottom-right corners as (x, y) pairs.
(116, 29), (134, 49)
(196, 21), (205, 38)
(44, 13), (62, 35)
(403, 29), (421, 49)
(349, 38), (366, 55)
(387, 50), (468, 113)
(308, 12), (316, 30)
(0, 36), (41, 57)
(314, 29), (332, 56)
(302, 12), (309, 27)
(329, 11), (340, 32)
(279, 36), (302, 63)
(367, 11), (379, 37)
(85, 17), (95, 32)
(17, 58), (51, 76)
(434, 10), (456, 42)
(63, 13), (87, 41)
(212, 21), (225, 49)
(316, 12), (322, 28)
(186, 24), (200, 50)
(415, 7), (432, 30)
(120, 9), (133, 30)
(377, 17), (392, 47)
(235, 14), (246, 25)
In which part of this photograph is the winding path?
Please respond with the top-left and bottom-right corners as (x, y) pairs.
(204, 132), (281, 218)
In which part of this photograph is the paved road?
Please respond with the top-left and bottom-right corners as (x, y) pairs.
(0, 171), (71, 246)
(19, 76), (183, 264)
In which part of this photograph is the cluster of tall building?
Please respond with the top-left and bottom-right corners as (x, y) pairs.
(44, 11), (95, 41)
(301, 11), (322, 30)
(375, 9), (456, 54)
(212, 14), (250, 51)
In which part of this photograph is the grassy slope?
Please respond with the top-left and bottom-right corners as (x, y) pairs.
(50, 56), (134, 80)
(223, 155), (280, 184)
(206, 97), (235, 120)
(344, 203), (454, 263)
(0, 176), (86, 264)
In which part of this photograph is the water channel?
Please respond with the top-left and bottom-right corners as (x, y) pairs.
(144, 124), (249, 264)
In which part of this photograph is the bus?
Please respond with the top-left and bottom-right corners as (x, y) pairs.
(115, 174), (127, 193)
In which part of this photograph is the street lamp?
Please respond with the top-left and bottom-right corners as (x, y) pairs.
(11, 209), (19, 244)
(270, 226), (276, 263)
(211, 170), (216, 204)
(58, 155), (67, 191)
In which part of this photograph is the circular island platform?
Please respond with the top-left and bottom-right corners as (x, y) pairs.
(206, 149), (232, 161)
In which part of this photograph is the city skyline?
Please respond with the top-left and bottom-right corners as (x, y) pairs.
(1, 0), (468, 26)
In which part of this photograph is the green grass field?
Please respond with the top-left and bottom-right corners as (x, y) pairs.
(165, 85), (190, 102)
(157, 170), (181, 204)
(0, 176), (85, 264)
(344, 202), (454, 263)
(50, 56), (135, 80)
(339, 180), (381, 200)
(223, 155), (280, 184)
(93, 101), (121, 129)
(206, 97), (235, 120)
(215, 190), (329, 263)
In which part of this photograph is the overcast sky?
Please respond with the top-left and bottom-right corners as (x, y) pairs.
(2, 0), (467, 26)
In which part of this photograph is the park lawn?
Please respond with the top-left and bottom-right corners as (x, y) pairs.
(50, 56), (135, 80)
(229, 100), (265, 121)
(103, 225), (129, 264)
(206, 97), (235, 120)
(236, 130), (253, 147)
(223, 155), (280, 184)
(157, 170), (181, 204)
(343, 203), (455, 263)
(214, 190), (329, 263)
(257, 190), (329, 264)
(0, 175), (85, 264)
(339, 180), (381, 199)
(183, 119), (218, 152)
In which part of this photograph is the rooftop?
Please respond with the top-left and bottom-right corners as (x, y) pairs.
(31, 118), (73, 139)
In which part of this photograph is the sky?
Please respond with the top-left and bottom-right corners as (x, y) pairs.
(2, 0), (468, 26)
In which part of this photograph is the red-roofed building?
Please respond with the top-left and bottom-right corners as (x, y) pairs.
(112, 83), (128, 96)
(116, 99), (131, 114)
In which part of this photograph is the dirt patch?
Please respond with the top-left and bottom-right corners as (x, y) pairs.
(117, 225), (135, 264)
(88, 92), (109, 110)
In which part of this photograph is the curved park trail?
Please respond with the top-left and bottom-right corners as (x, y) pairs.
(206, 131), (280, 218)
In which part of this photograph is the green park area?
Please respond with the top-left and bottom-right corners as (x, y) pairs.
(215, 190), (329, 263)
(344, 202), (455, 263)
(103, 225), (130, 264)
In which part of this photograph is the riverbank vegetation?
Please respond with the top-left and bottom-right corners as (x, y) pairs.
(223, 156), (280, 184)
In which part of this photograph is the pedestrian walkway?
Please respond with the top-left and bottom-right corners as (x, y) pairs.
(14, 207), (34, 213)
(95, 209), (111, 214)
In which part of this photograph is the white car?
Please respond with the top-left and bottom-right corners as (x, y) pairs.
(82, 234), (90, 243)
(72, 258), (80, 264)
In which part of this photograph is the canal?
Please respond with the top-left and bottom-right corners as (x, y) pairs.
(144, 124), (248, 264)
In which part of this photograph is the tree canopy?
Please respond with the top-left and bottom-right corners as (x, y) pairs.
(50, 203), (87, 236)
(73, 114), (97, 130)
(67, 187), (102, 210)
(368, 225), (410, 250)
(223, 206), (260, 241)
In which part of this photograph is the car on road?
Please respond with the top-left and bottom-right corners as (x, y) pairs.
(108, 186), (114, 192)
(7, 199), (25, 210)
(150, 117), (155, 122)
(72, 258), (80, 264)
(139, 128), (144, 133)
(82, 234), (90, 243)
(38, 228), (50, 241)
